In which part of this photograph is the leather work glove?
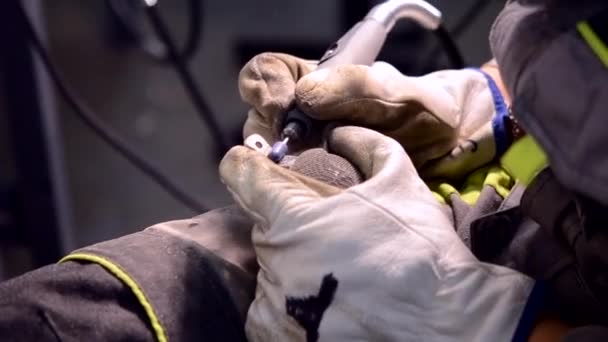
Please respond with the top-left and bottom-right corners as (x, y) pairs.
(239, 53), (505, 181)
(219, 126), (540, 341)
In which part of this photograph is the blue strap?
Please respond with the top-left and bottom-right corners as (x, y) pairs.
(469, 68), (510, 156)
(512, 281), (547, 342)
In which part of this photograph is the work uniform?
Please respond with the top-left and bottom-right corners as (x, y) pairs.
(1, 0), (608, 341)
(0, 207), (256, 341)
(1, 146), (606, 341)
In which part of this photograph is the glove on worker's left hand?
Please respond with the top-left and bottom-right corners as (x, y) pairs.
(239, 53), (505, 180)
(220, 126), (539, 342)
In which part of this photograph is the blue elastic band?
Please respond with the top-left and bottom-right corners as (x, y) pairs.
(469, 68), (510, 156)
(512, 281), (547, 342)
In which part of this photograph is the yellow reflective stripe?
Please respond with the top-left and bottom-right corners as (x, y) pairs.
(428, 165), (514, 206)
(577, 21), (608, 68)
(484, 168), (513, 199)
(460, 169), (486, 205)
(500, 135), (548, 186)
(60, 253), (168, 342)
(430, 182), (458, 204)
(432, 191), (447, 204)
(461, 166), (513, 205)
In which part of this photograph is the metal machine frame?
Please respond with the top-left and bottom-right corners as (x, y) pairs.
(0, 0), (73, 278)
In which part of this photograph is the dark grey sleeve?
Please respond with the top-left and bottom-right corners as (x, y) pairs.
(0, 206), (257, 342)
(562, 326), (608, 342)
(489, 0), (607, 97)
(0, 262), (155, 342)
(489, 0), (608, 209)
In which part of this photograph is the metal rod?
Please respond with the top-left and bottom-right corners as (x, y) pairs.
(365, 0), (442, 31)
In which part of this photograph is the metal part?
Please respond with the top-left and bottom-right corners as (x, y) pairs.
(0, 0), (74, 268)
(366, 0), (442, 31)
(143, 0), (157, 7)
(271, 0), (442, 163)
(244, 134), (272, 156)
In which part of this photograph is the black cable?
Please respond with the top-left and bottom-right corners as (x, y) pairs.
(450, 0), (493, 40)
(423, 0), (492, 70)
(107, 0), (201, 63)
(433, 25), (465, 69)
(182, 0), (202, 61)
(16, 3), (207, 213)
(144, 2), (230, 153)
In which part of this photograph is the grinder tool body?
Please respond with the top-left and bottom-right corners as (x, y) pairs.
(268, 0), (442, 163)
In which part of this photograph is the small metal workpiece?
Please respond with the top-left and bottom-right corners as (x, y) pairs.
(244, 134), (272, 155)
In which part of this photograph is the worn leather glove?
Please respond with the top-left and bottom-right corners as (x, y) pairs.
(219, 126), (539, 341)
(239, 53), (503, 180)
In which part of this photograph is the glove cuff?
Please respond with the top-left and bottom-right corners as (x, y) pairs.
(470, 68), (511, 156)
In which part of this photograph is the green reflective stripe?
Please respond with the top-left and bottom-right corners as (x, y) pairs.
(577, 21), (608, 68)
(428, 165), (514, 206)
(60, 253), (168, 342)
(484, 168), (513, 199)
(500, 135), (548, 186)
(460, 167), (513, 205)
(432, 191), (447, 204)
(429, 189), (454, 204)
(430, 182), (458, 203)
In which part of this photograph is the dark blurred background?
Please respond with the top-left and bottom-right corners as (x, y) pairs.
(0, 0), (504, 279)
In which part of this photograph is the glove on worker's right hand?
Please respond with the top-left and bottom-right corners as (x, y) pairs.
(220, 126), (540, 342)
(239, 53), (502, 180)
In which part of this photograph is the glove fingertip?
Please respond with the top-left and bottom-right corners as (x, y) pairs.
(327, 126), (397, 176)
(219, 146), (263, 186)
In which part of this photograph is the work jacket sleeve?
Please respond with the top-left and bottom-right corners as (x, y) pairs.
(0, 260), (155, 341)
(0, 206), (256, 342)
